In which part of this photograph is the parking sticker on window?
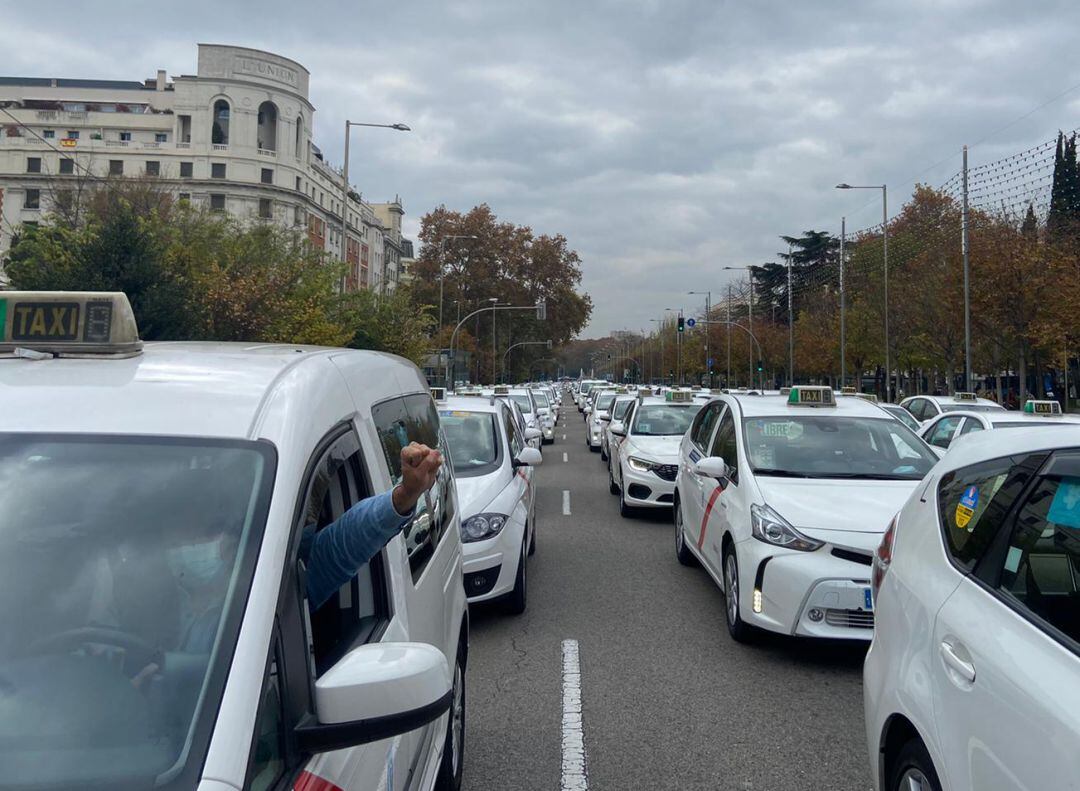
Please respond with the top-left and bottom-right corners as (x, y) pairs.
(955, 485), (979, 529)
(1046, 477), (1080, 529)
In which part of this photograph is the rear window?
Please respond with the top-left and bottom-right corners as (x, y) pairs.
(631, 404), (701, 436)
(941, 404), (1005, 414)
(510, 394), (533, 413)
(596, 394), (616, 411)
(439, 410), (501, 476)
(612, 399), (633, 420)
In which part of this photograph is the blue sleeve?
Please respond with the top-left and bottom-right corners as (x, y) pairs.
(305, 490), (413, 610)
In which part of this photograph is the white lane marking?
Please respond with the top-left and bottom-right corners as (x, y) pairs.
(562, 490), (571, 515)
(561, 639), (588, 791)
(563, 452), (568, 463)
(562, 434), (567, 440)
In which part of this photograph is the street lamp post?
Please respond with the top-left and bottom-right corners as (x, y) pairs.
(650, 318), (665, 385)
(787, 242), (794, 386)
(837, 182), (889, 401)
(689, 291), (711, 386)
(665, 307), (683, 385)
(340, 120), (410, 293)
(721, 266), (757, 389)
(436, 234), (478, 331)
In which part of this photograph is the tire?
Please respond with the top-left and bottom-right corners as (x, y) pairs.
(528, 521), (536, 556)
(888, 739), (942, 791)
(723, 545), (754, 643)
(504, 543), (527, 615)
(589, 442), (600, 453)
(434, 643), (466, 791)
(674, 497), (696, 566)
(608, 460), (620, 495)
(619, 476), (635, 519)
(600, 444), (608, 462)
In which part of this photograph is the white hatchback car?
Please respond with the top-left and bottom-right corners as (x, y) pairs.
(0, 292), (469, 791)
(587, 389), (620, 452)
(900, 392), (1006, 423)
(918, 399), (1080, 456)
(864, 427), (1080, 791)
(601, 394), (637, 462)
(438, 395), (542, 613)
(674, 386), (938, 642)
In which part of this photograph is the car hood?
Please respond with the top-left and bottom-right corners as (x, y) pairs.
(755, 477), (919, 535)
(455, 471), (508, 518)
(624, 435), (682, 463)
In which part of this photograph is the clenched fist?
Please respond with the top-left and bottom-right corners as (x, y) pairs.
(392, 442), (443, 515)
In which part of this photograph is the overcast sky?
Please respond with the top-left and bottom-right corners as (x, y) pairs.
(3, 0), (1079, 334)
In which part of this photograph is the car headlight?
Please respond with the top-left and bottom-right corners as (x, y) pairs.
(628, 456), (660, 472)
(461, 513), (508, 543)
(750, 503), (823, 552)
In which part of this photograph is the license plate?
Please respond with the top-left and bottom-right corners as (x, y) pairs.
(864, 588), (874, 611)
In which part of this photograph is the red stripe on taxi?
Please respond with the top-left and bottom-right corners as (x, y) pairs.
(697, 486), (723, 550)
(294, 770), (344, 791)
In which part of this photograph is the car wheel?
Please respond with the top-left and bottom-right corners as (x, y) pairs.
(889, 739), (942, 791)
(674, 496), (696, 567)
(723, 545), (753, 642)
(608, 459), (619, 495)
(505, 543), (527, 615)
(435, 644), (466, 791)
(619, 476), (635, 518)
(589, 441), (600, 453)
(528, 521), (536, 556)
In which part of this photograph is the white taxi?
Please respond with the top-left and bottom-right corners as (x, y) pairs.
(674, 386), (938, 642)
(0, 292), (469, 791)
(437, 395), (542, 613)
(577, 379), (605, 412)
(609, 390), (703, 517)
(489, 386), (543, 447)
(587, 388), (621, 452)
(864, 426), (1080, 791)
(528, 387), (557, 444)
(918, 398), (1080, 455)
(601, 393), (637, 462)
(900, 391), (1006, 423)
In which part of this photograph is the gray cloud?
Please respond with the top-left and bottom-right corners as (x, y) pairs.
(3, 0), (1079, 332)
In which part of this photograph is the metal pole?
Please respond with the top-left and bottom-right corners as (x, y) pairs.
(883, 185), (890, 402)
(678, 309), (683, 385)
(962, 146), (972, 393)
(340, 121), (351, 292)
(840, 216), (846, 388)
(438, 238), (445, 332)
(726, 284), (732, 386)
(748, 272), (755, 389)
(787, 242), (794, 386)
(492, 310), (497, 383)
(705, 292), (711, 387)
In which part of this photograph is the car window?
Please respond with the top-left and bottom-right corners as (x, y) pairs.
(439, 409), (501, 476)
(612, 398), (633, 421)
(510, 393), (533, 413)
(691, 401), (723, 449)
(631, 403), (702, 436)
(904, 399), (926, 421)
(709, 407), (740, 483)
(504, 405), (524, 455)
(532, 390), (550, 408)
(937, 454), (1043, 573)
(994, 463), (1080, 646)
(928, 416), (963, 448)
(959, 417), (984, 436)
(247, 644), (286, 791)
(941, 404), (1003, 413)
(886, 406), (921, 432)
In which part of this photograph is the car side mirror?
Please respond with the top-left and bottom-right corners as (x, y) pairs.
(610, 421), (626, 437)
(598, 411), (611, 421)
(524, 427), (542, 441)
(694, 456), (730, 480)
(514, 447), (544, 467)
(584, 406), (592, 415)
(295, 642), (451, 754)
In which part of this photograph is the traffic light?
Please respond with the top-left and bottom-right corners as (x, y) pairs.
(757, 360), (764, 372)
(677, 316), (685, 333)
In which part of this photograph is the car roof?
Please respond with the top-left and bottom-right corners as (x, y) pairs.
(727, 393), (889, 418)
(905, 394), (1003, 408)
(935, 424), (1080, 474)
(440, 395), (500, 413)
(0, 341), (414, 439)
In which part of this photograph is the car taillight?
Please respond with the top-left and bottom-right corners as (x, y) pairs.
(872, 515), (897, 599)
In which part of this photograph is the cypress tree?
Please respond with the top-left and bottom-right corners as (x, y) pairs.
(1048, 131), (1066, 237)
(1021, 203), (1038, 239)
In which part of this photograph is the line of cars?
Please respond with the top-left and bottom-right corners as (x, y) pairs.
(569, 378), (1078, 791)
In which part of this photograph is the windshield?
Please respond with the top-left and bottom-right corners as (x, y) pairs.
(439, 410), (501, 476)
(941, 403), (1005, 413)
(884, 405), (921, 431)
(742, 416), (937, 480)
(0, 434), (274, 790)
(510, 394), (533, 413)
(631, 404), (702, 436)
(532, 391), (550, 408)
(612, 399), (634, 420)
(580, 382), (596, 394)
(596, 394), (616, 411)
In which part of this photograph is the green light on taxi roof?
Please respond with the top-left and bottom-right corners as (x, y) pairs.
(787, 386), (834, 406)
(1024, 400), (1061, 415)
(0, 291), (142, 357)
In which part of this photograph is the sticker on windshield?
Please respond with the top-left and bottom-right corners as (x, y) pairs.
(758, 420), (803, 440)
(1046, 477), (1080, 529)
(955, 484), (979, 529)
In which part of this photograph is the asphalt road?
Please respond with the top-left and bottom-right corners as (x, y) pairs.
(463, 407), (872, 791)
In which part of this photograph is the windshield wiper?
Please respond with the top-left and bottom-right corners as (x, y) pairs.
(820, 472), (921, 480)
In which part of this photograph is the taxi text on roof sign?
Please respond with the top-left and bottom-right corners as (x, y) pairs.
(954, 391), (978, 401)
(787, 386), (835, 407)
(493, 385), (511, 395)
(0, 291), (142, 357)
(1024, 399), (1063, 415)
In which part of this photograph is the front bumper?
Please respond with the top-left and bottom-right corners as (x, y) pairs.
(734, 534), (876, 640)
(620, 462), (676, 507)
(588, 421), (606, 447)
(461, 518), (526, 603)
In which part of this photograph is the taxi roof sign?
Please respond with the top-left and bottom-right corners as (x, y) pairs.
(666, 390), (693, 403)
(0, 291), (142, 357)
(493, 385), (511, 395)
(954, 391), (978, 401)
(853, 392), (879, 403)
(840, 386), (857, 394)
(1024, 399), (1062, 415)
(787, 385), (835, 407)
(429, 387), (447, 402)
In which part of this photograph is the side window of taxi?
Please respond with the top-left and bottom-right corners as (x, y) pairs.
(988, 454), (1080, 647)
(708, 406), (739, 483)
(959, 417), (984, 436)
(928, 416), (962, 449)
(371, 393), (455, 582)
(937, 454), (1044, 572)
(907, 399), (929, 421)
(504, 405), (524, 455)
(690, 401), (722, 450)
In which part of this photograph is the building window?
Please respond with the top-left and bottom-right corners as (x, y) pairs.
(212, 99), (230, 145)
(295, 116), (303, 159)
(259, 198), (272, 219)
(295, 176), (301, 191)
(178, 115), (191, 143)
(26, 157), (41, 173)
(178, 192), (190, 202)
(43, 129), (55, 139)
(180, 161), (193, 178)
(59, 158), (74, 175)
(145, 160), (160, 176)
(257, 101), (278, 151)
(211, 162), (226, 179)
(261, 168), (273, 184)
(155, 132), (167, 143)
(24, 189), (40, 209)
(120, 131), (132, 142)
(66, 130), (79, 140)
(294, 205), (304, 225)
(109, 160), (123, 176)
(210, 194), (226, 212)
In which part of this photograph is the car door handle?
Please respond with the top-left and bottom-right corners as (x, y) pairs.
(939, 640), (976, 684)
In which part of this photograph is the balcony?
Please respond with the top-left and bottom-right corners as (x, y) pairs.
(105, 140), (130, 147)
(176, 142), (191, 149)
(212, 143), (228, 151)
(257, 148), (277, 158)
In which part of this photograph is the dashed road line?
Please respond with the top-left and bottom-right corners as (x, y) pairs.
(562, 490), (571, 515)
(563, 452), (568, 463)
(561, 639), (588, 791)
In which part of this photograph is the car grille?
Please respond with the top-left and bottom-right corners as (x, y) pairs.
(653, 464), (678, 481)
(824, 609), (875, 629)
